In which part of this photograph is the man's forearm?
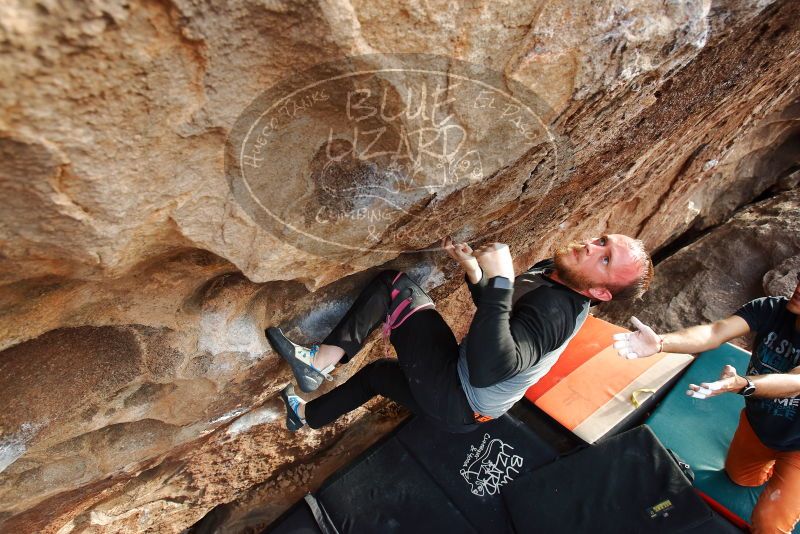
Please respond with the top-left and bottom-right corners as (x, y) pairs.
(661, 315), (750, 355)
(465, 286), (517, 387)
(738, 373), (800, 399)
(662, 323), (730, 354)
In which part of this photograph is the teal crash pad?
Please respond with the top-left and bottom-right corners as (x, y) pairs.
(648, 342), (799, 533)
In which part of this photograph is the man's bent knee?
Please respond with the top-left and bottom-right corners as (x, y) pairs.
(725, 463), (770, 487)
(725, 445), (773, 487)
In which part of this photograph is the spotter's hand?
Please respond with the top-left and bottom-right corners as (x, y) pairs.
(612, 316), (661, 359)
(686, 365), (742, 399)
(473, 243), (515, 280)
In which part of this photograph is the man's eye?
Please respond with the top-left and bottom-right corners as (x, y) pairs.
(599, 237), (607, 246)
(602, 256), (609, 265)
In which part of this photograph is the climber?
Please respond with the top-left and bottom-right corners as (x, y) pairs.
(613, 271), (800, 534)
(267, 234), (653, 434)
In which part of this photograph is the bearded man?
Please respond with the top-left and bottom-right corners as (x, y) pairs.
(267, 234), (653, 433)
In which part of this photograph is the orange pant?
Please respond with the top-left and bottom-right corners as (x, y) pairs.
(725, 410), (800, 534)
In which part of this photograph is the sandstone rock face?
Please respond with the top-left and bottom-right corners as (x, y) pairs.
(599, 188), (800, 345)
(1, 1), (799, 532)
(764, 253), (800, 297)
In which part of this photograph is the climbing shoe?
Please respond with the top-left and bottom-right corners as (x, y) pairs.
(266, 327), (333, 393)
(280, 383), (306, 431)
(380, 272), (436, 353)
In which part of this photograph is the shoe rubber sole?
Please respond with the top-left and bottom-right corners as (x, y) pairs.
(279, 384), (305, 431)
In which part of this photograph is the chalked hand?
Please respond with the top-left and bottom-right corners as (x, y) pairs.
(686, 365), (741, 399)
(613, 316), (662, 359)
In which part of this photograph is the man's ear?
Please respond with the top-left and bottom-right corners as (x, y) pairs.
(588, 287), (613, 302)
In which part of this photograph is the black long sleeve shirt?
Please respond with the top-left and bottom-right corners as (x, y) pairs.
(463, 262), (590, 388)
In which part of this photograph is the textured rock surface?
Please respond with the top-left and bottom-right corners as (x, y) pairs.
(764, 253), (800, 297)
(599, 188), (800, 344)
(1, 1), (799, 532)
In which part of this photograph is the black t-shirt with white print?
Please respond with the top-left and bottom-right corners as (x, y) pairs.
(734, 296), (800, 451)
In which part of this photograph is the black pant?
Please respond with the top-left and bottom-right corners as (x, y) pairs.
(305, 270), (478, 433)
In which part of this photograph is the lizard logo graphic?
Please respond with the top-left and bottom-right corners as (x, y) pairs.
(460, 433), (524, 497)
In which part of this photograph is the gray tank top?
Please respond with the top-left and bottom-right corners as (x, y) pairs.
(457, 264), (589, 418)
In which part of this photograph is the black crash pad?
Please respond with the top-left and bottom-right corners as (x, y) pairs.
(396, 413), (559, 532)
(313, 413), (559, 534)
(316, 437), (476, 533)
(267, 419), (743, 534)
(502, 425), (741, 534)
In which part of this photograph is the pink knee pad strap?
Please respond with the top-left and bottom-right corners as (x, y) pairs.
(381, 272), (435, 356)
